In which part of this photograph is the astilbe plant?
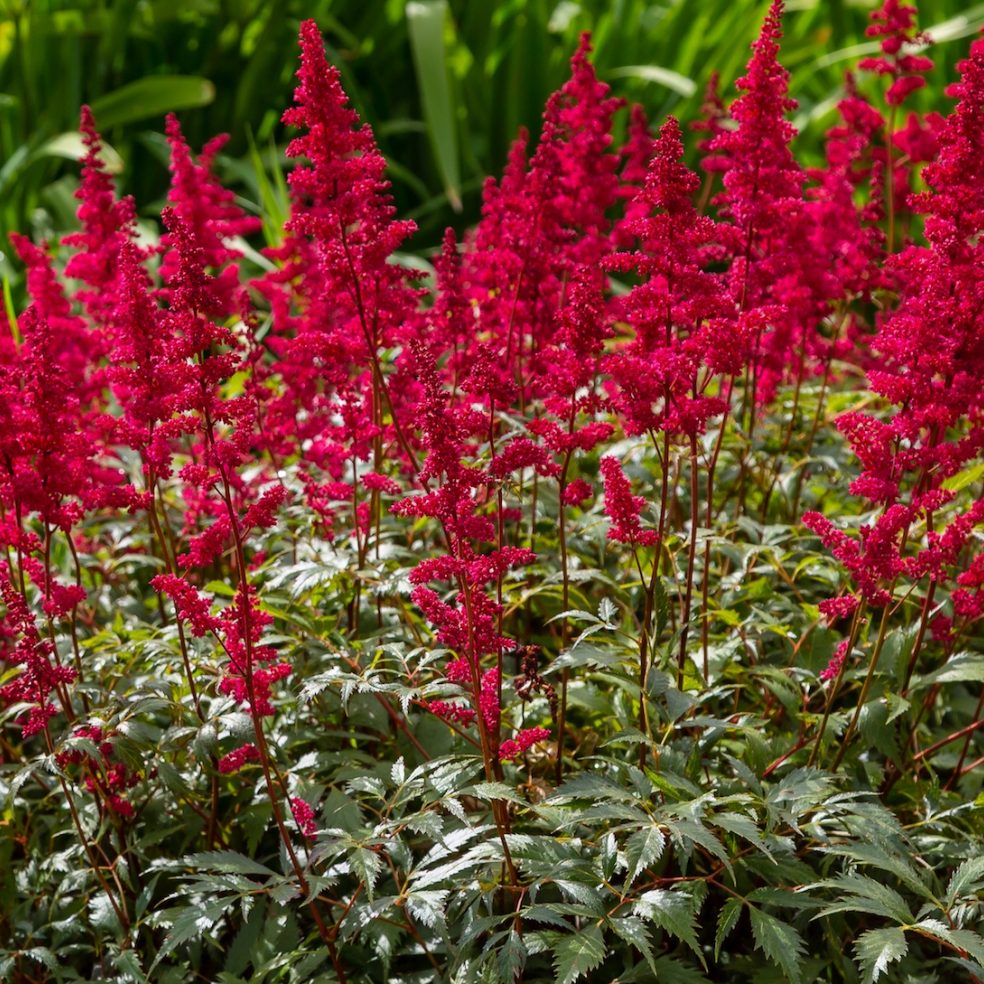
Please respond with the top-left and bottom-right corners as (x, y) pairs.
(1, 5), (983, 984)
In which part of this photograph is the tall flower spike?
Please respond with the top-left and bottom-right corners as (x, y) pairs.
(708, 0), (835, 405)
(63, 106), (140, 332)
(254, 20), (420, 473)
(612, 103), (656, 248)
(10, 233), (102, 406)
(462, 34), (621, 408)
(160, 115), (261, 316)
(605, 117), (733, 439)
(808, 39), (984, 638)
(860, 0), (934, 107)
(867, 35), (984, 472)
(709, 0), (800, 238)
(532, 32), (623, 267)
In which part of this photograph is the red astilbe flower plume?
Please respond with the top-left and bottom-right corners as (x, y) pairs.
(415, 228), (474, 392)
(805, 76), (889, 307)
(708, 0), (835, 405)
(217, 743), (261, 774)
(393, 345), (544, 758)
(0, 306), (113, 530)
(123, 189), (291, 721)
(498, 727), (551, 762)
(600, 457), (657, 547)
(160, 115), (261, 317)
(710, 0), (800, 247)
(0, 562), (76, 738)
(692, 72), (729, 175)
(56, 725), (140, 818)
(254, 20), (420, 481)
(605, 117), (734, 440)
(10, 233), (105, 409)
(215, 584), (290, 718)
(857, 36), (984, 496)
(0, 285), (116, 637)
(612, 104), (656, 248)
(62, 106), (142, 334)
(107, 238), (193, 489)
(860, 0), (934, 107)
(855, 1), (938, 225)
(532, 33), (623, 269)
(290, 797), (317, 839)
(526, 267), (613, 472)
(461, 33), (622, 407)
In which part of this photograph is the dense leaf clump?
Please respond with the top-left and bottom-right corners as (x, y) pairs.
(0, 2), (982, 981)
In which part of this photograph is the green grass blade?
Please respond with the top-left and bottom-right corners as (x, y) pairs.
(608, 65), (697, 98)
(90, 75), (216, 129)
(407, 0), (462, 212)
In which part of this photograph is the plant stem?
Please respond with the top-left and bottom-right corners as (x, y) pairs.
(830, 604), (892, 773)
(677, 434), (700, 688)
(807, 601), (867, 766)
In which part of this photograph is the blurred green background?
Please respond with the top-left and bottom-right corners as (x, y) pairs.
(1, 0), (983, 261)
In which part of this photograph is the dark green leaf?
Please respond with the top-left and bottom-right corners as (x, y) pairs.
(553, 924), (606, 984)
(854, 927), (907, 984)
(749, 906), (806, 984)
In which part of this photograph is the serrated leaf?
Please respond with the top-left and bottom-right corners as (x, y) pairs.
(181, 851), (277, 878)
(22, 947), (59, 970)
(858, 699), (900, 762)
(885, 693), (910, 724)
(550, 773), (638, 803)
(153, 897), (237, 968)
(916, 652), (984, 687)
(855, 927), (908, 983)
(498, 930), (527, 982)
(553, 924), (606, 984)
(946, 857), (984, 907)
(819, 844), (932, 900)
(349, 847), (383, 900)
(714, 812), (775, 861)
(554, 880), (607, 912)
(598, 597), (617, 624)
(465, 781), (531, 806)
(624, 825), (666, 885)
(715, 897), (742, 960)
(634, 889), (703, 962)
(223, 897), (267, 976)
(391, 756), (406, 785)
(815, 875), (913, 924)
(599, 831), (619, 881)
(406, 889), (447, 929)
(749, 906), (806, 984)
(88, 891), (123, 933)
(661, 816), (732, 876)
(525, 903), (598, 927)
(609, 916), (656, 975)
